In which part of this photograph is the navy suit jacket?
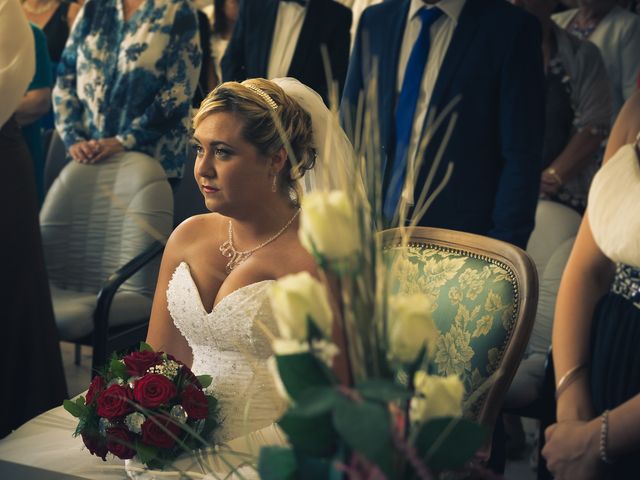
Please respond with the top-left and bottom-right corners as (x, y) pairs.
(221, 0), (352, 104)
(342, 0), (545, 249)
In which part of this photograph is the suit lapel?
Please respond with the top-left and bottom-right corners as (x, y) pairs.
(428, 0), (479, 113)
(287, 0), (322, 77)
(256, 0), (280, 76)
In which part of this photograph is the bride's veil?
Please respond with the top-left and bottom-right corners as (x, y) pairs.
(271, 77), (356, 193)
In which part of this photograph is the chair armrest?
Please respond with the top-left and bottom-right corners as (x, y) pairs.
(92, 240), (165, 369)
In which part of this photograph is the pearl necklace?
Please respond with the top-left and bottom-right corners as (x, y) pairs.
(219, 209), (300, 273)
(22, 0), (57, 14)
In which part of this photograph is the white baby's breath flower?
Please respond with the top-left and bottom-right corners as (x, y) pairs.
(410, 371), (464, 424)
(299, 190), (360, 262)
(388, 294), (439, 363)
(147, 360), (180, 379)
(269, 272), (333, 341)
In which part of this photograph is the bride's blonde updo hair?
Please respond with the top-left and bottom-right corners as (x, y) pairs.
(193, 78), (316, 201)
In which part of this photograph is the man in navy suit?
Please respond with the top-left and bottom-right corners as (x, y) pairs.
(221, 0), (352, 105)
(342, 0), (545, 249)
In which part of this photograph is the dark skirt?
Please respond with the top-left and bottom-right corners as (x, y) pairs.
(0, 117), (67, 437)
(590, 264), (640, 478)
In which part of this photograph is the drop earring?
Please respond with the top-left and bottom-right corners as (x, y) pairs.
(271, 174), (277, 193)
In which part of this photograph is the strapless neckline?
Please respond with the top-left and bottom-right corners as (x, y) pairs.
(175, 262), (275, 317)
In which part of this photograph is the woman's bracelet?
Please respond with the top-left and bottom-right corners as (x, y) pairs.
(545, 167), (563, 185)
(555, 363), (587, 401)
(600, 409), (614, 464)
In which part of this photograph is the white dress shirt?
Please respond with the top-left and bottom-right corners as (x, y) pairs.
(397, 0), (466, 204)
(0, 0), (35, 128)
(267, 2), (308, 79)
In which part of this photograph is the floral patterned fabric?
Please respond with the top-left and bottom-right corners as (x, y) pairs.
(384, 244), (517, 419)
(52, 0), (201, 178)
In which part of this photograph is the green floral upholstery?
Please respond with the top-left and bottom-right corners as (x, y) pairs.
(384, 244), (518, 420)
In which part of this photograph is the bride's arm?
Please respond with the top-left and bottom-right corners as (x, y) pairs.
(146, 225), (194, 367)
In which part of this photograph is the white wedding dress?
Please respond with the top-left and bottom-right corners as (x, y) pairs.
(0, 262), (287, 479)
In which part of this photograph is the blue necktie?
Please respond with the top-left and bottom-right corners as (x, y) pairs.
(384, 7), (443, 222)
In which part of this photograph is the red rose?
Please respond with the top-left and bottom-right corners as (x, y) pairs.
(86, 375), (105, 405)
(134, 374), (177, 408)
(105, 427), (136, 459)
(123, 351), (162, 377)
(181, 384), (208, 420)
(179, 365), (202, 388)
(141, 415), (181, 449)
(96, 384), (133, 419)
(81, 432), (108, 461)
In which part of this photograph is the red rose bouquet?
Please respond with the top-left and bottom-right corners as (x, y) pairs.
(64, 343), (219, 469)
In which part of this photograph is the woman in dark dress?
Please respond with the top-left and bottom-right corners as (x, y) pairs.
(1, 0), (67, 438)
(542, 92), (640, 478)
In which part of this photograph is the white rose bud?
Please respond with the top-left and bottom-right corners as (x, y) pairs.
(268, 272), (333, 340)
(410, 371), (464, 423)
(388, 294), (438, 363)
(299, 191), (360, 263)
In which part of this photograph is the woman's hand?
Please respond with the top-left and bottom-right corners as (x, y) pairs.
(542, 418), (604, 480)
(69, 140), (100, 164)
(69, 138), (124, 164)
(91, 137), (124, 163)
(540, 169), (562, 195)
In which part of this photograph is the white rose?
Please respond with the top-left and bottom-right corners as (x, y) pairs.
(388, 294), (438, 363)
(299, 191), (360, 262)
(410, 371), (464, 423)
(268, 272), (333, 340)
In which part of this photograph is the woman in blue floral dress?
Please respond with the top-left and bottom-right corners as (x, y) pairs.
(53, 0), (201, 180)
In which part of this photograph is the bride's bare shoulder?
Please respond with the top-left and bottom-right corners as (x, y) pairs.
(166, 213), (226, 251)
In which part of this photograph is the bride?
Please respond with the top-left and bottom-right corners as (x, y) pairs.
(0, 77), (353, 479)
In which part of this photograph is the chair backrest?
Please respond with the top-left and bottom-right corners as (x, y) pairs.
(43, 129), (69, 196)
(172, 148), (208, 226)
(382, 227), (538, 434)
(40, 152), (174, 298)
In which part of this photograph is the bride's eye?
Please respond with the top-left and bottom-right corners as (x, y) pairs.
(192, 143), (204, 157)
(215, 148), (232, 159)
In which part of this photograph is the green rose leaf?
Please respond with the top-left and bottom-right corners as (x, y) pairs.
(110, 358), (127, 379)
(135, 440), (159, 465)
(414, 417), (488, 470)
(296, 454), (335, 480)
(276, 353), (333, 401)
(288, 387), (341, 417)
(258, 446), (297, 480)
(63, 398), (87, 418)
(356, 379), (413, 403)
(332, 398), (392, 474)
(196, 374), (212, 388)
(278, 412), (337, 457)
(139, 341), (154, 352)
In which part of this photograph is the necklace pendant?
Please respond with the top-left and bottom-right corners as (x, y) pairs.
(219, 239), (251, 273)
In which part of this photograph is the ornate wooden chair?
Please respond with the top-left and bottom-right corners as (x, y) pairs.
(381, 227), (538, 460)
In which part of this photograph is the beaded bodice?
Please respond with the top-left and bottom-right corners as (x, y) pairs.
(166, 262), (285, 443)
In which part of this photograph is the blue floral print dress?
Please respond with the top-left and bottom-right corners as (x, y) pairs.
(53, 0), (201, 178)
